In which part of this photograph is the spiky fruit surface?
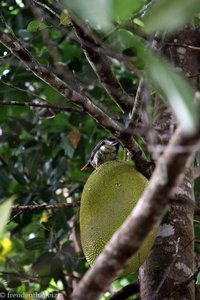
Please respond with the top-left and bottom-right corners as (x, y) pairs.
(80, 161), (157, 276)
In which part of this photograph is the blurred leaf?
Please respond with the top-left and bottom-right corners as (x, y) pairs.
(63, 0), (113, 31)
(25, 237), (50, 250)
(27, 20), (48, 32)
(144, 52), (198, 134)
(60, 10), (71, 25)
(144, 0), (200, 33)
(33, 252), (62, 277)
(18, 29), (32, 41)
(112, 0), (145, 23)
(0, 196), (15, 235)
(40, 211), (48, 223)
(68, 129), (81, 149)
(61, 135), (74, 158)
(0, 237), (12, 259)
(22, 149), (41, 179)
(0, 168), (10, 189)
(27, 20), (40, 32)
(133, 18), (144, 27)
(8, 166), (29, 185)
(197, 272), (200, 284)
(107, 29), (137, 52)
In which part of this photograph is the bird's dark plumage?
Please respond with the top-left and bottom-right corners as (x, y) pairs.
(81, 137), (121, 170)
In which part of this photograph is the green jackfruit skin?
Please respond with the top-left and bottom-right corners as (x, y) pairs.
(80, 161), (157, 276)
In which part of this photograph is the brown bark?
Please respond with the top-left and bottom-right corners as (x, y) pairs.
(140, 27), (199, 300)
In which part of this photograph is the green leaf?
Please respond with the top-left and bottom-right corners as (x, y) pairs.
(25, 237), (49, 250)
(107, 29), (137, 51)
(112, 0), (145, 23)
(27, 20), (39, 32)
(61, 136), (74, 158)
(27, 20), (48, 32)
(144, 52), (198, 134)
(196, 272), (200, 284)
(63, 0), (113, 31)
(0, 196), (15, 234)
(23, 148), (41, 179)
(60, 10), (71, 25)
(144, 0), (200, 33)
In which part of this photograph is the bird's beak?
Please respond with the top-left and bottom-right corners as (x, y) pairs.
(81, 163), (90, 171)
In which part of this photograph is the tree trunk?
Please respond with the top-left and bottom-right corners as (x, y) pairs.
(140, 27), (199, 300)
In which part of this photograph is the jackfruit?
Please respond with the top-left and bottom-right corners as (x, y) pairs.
(80, 161), (157, 275)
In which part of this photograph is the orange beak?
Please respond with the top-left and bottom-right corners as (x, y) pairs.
(81, 163), (90, 171)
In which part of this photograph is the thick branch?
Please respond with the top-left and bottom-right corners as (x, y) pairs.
(71, 127), (200, 300)
(72, 20), (134, 112)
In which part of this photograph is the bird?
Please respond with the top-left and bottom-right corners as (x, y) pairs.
(81, 137), (121, 170)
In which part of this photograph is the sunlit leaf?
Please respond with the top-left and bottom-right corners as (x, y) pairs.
(60, 10), (71, 26)
(144, 0), (200, 33)
(0, 237), (13, 261)
(0, 196), (15, 235)
(196, 272), (200, 284)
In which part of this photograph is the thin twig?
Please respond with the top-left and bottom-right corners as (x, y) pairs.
(152, 237), (180, 299)
(12, 202), (79, 212)
(166, 43), (200, 51)
(0, 100), (83, 113)
(127, 78), (146, 132)
(32, 0), (60, 18)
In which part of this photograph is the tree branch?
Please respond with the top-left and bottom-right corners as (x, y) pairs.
(71, 126), (200, 300)
(31, 0), (135, 112)
(72, 20), (134, 112)
(0, 28), (122, 134)
(0, 100), (83, 113)
(12, 202), (79, 212)
(127, 79), (146, 131)
(0, 27), (153, 178)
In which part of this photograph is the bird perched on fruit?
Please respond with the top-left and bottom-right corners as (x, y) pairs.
(81, 137), (121, 170)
